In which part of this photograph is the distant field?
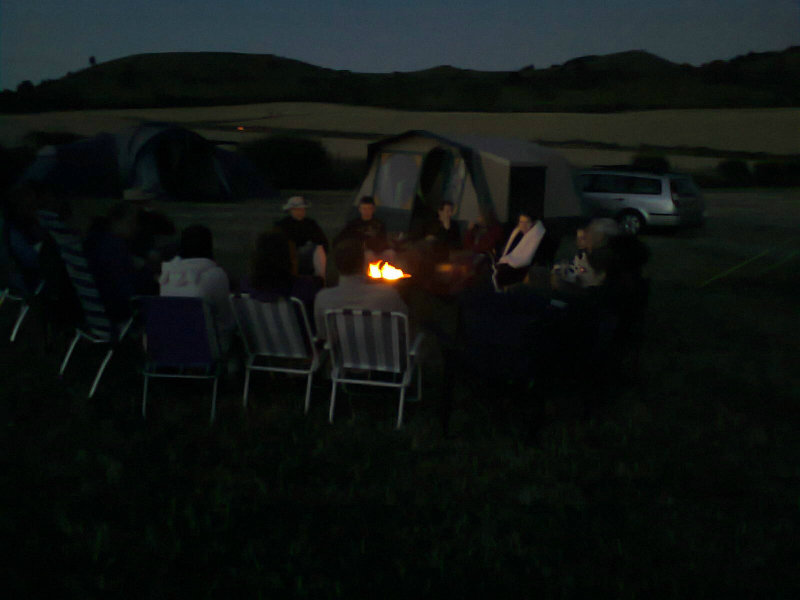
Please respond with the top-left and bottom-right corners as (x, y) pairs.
(3, 104), (799, 169)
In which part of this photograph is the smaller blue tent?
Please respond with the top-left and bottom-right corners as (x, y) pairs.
(21, 122), (275, 201)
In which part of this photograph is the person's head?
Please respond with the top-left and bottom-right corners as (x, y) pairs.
(251, 229), (296, 291)
(517, 213), (533, 234)
(439, 201), (454, 220)
(576, 246), (619, 287)
(358, 196), (376, 221)
(607, 233), (651, 274)
(333, 239), (365, 276)
(586, 218), (620, 252)
(179, 224), (214, 260)
(283, 196), (308, 221)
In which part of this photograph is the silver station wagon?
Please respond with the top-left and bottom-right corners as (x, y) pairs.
(578, 169), (706, 234)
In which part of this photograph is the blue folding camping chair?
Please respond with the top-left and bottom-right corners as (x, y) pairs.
(36, 210), (134, 397)
(137, 295), (223, 424)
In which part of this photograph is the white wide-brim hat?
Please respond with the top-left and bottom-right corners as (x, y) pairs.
(282, 196), (308, 210)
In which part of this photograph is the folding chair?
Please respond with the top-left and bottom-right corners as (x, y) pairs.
(229, 293), (320, 413)
(325, 309), (424, 429)
(1, 280), (45, 342)
(36, 210), (134, 397)
(1, 212), (44, 342)
(137, 296), (222, 424)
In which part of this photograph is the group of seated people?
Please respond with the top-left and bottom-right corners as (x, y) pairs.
(3, 184), (649, 399)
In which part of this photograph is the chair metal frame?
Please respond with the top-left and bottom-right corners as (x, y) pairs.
(36, 210), (134, 397)
(1, 279), (44, 342)
(230, 293), (320, 413)
(325, 309), (423, 429)
(138, 296), (222, 424)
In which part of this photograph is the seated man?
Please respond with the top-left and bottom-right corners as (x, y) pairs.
(314, 239), (408, 340)
(84, 201), (159, 321)
(494, 212), (546, 288)
(426, 201), (461, 250)
(334, 196), (390, 261)
(275, 196), (328, 278)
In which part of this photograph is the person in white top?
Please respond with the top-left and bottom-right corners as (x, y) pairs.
(494, 212), (546, 288)
(159, 224), (233, 347)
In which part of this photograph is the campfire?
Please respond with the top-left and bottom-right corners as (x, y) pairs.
(367, 260), (411, 281)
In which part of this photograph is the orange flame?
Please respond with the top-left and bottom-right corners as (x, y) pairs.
(367, 261), (410, 281)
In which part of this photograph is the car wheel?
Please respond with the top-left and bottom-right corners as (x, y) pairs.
(618, 212), (645, 235)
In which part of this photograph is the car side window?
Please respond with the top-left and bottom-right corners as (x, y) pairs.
(629, 177), (662, 195)
(590, 174), (629, 193)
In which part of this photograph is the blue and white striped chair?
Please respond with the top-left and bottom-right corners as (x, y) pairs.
(36, 210), (134, 397)
(229, 293), (320, 413)
(324, 309), (423, 429)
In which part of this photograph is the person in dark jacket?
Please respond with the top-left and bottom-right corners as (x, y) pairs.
(274, 196), (328, 278)
(334, 196), (389, 255)
(427, 201), (461, 250)
(84, 202), (158, 321)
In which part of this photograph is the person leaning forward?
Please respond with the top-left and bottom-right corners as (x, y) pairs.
(314, 239), (408, 340)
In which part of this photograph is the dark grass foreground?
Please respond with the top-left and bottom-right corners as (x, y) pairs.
(2, 216), (800, 597)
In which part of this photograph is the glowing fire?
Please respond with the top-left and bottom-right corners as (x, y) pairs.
(368, 261), (410, 281)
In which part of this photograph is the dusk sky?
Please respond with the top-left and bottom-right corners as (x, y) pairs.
(2, 0), (798, 91)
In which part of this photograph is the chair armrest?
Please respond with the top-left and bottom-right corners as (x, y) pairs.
(409, 332), (425, 357)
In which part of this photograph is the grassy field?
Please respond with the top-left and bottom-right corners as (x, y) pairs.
(3, 104), (799, 170)
(2, 189), (799, 596)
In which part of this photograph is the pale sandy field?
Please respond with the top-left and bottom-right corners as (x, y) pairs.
(3, 103), (799, 168)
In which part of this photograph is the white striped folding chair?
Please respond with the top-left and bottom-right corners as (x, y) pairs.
(229, 293), (320, 413)
(324, 309), (424, 429)
(36, 210), (134, 397)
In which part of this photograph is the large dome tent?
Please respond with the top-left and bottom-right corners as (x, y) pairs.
(20, 122), (275, 201)
(352, 130), (582, 232)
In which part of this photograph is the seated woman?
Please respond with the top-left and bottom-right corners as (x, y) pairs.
(159, 224), (233, 347)
(239, 229), (323, 329)
(463, 210), (503, 255)
(494, 212), (546, 288)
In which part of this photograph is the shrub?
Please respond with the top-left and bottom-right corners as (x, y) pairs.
(752, 161), (800, 187)
(716, 159), (752, 187)
(238, 135), (362, 190)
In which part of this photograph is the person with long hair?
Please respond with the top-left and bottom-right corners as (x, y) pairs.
(240, 229), (322, 328)
(160, 224), (233, 346)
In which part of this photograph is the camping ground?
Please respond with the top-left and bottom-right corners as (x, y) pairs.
(2, 187), (799, 596)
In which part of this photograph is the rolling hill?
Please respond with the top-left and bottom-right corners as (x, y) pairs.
(2, 47), (799, 114)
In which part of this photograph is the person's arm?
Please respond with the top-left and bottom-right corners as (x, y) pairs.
(311, 220), (329, 252)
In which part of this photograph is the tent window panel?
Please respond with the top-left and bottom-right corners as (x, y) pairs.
(373, 153), (422, 210)
(444, 157), (466, 210)
(508, 166), (547, 221)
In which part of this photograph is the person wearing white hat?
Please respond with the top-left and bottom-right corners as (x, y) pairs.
(274, 196), (328, 278)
